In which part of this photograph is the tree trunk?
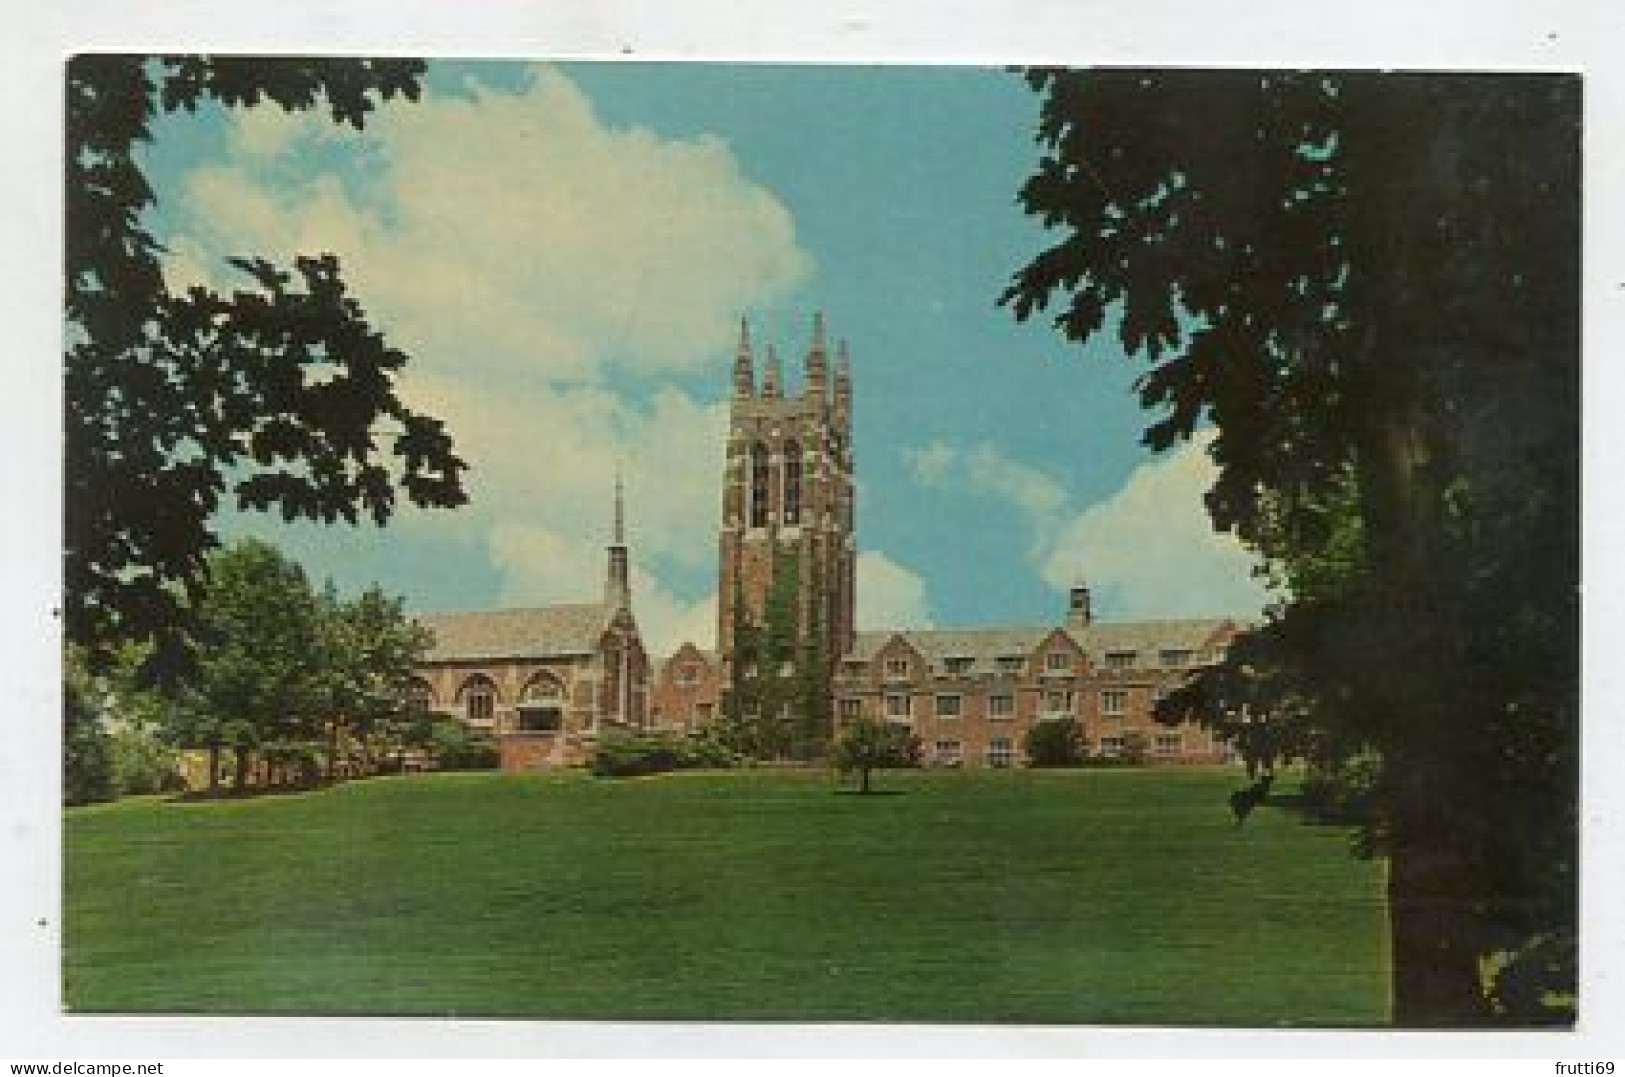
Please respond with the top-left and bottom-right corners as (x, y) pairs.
(206, 744), (221, 797)
(233, 749), (250, 792)
(326, 721), (341, 783)
(859, 766), (871, 794)
(1387, 825), (1490, 1025)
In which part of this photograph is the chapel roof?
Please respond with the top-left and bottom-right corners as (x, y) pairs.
(416, 603), (613, 662)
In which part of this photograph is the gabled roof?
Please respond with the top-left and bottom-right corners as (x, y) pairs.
(659, 644), (719, 672)
(416, 604), (612, 662)
(846, 627), (1054, 666)
(842, 618), (1235, 674)
(1070, 618), (1236, 661)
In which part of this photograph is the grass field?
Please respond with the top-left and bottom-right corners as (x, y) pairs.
(63, 766), (1390, 1024)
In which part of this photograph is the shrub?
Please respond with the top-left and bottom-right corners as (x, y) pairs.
(590, 730), (738, 778)
(422, 717), (501, 770)
(1024, 717), (1088, 767)
(110, 725), (183, 795)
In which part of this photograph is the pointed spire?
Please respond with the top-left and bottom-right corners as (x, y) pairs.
(762, 341), (782, 398)
(811, 310), (828, 355)
(605, 465), (630, 611)
(733, 314), (755, 398)
(613, 466), (625, 546)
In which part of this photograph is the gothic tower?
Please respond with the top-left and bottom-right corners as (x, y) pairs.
(717, 312), (857, 690)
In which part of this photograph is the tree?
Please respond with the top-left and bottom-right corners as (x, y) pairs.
(1023, 717), (1087, 767)
(316, 583), (434, 779)
(167, 539), (326, 793)
(63, 651), (115, 806)
(65, 56), (467, 675)
(1003, 70), (1577, 1024)
(831, 718), (920, 794)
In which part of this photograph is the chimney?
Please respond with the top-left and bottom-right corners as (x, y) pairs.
(1067, 582), (1093, 629)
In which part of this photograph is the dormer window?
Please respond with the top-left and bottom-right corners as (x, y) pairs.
(885, 657), (910, 678)
(1106, 650), (1137, 670)
(943, 656), (974, 676)
(996, 656), (1024, 674)
(1045, 651), (1071, 672)
(1160, 648), (1194, 668)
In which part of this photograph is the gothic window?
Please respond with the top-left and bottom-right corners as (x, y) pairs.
(750, 441), (770, 528)
(459, 675), (497, 726)
(783, 440), (802, 525)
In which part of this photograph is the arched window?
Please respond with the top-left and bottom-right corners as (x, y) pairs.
(459, 675), (497, 726)
(749, 441), (770, 528)
(783, 440), (802, 525)
(518, 673), (564, 732)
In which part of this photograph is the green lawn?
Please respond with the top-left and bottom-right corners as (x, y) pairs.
(63, 766), (1389, 1024)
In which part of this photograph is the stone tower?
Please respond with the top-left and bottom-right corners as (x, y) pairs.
(717, 312), (856, 685)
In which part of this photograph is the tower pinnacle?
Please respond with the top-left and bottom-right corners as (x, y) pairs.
(762, 341), (782, 398)
(733, 315), (755, 398)
(805, 311), (828, 401)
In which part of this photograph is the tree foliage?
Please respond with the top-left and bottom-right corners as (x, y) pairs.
(316, 582), (434, 777)
(169, 539), (327, 792)
(1004, 69), (1578, 1025)
(831, 718), (920, 794)
(63, 652), (115, 806)
(1023, 717), (1088, 768)
(65, 55), (466, 674)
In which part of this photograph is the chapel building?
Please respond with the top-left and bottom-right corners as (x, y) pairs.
(411, 477), (651, 769)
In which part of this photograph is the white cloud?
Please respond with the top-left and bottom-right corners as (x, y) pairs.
(855, 550), (934, 631)
(907, 432), (1269, 620)
(1040, 432), (1271, 619)
(161, 65), (810, 654)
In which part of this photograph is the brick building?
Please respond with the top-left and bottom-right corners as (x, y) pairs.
(830, 596), (1238, 768)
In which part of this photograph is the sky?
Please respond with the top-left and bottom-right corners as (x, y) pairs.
(141, 60), (1273, 654)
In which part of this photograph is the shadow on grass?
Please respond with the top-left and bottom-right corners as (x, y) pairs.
(1264, 789), (1376, 829)
(833, 789), (907, 797)
(168, 783), (332, 804)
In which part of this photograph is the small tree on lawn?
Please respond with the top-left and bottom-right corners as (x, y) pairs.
(831, 718), (920, 794)
(1024, 717), (1088, 767)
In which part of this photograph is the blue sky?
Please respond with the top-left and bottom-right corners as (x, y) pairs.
(141, 60), (1270, 652)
